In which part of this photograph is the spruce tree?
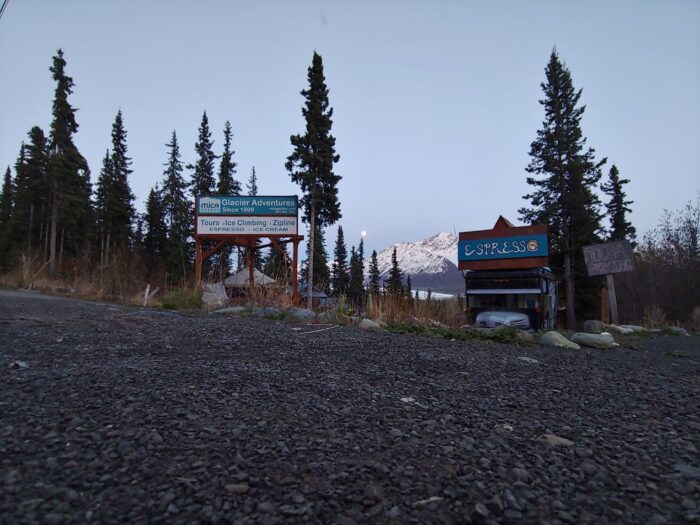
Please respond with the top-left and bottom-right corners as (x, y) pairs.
(107, 110), (135, 248)
(601, 164), (636, 243)
(240, 166), (263, 271)
(246, 166), (258, 195)
(0, 167), (13, 230)
(331, 225), (349, 295)
(215, 121), (240, 276)
(144, 186), (168, 276)
(0, 167), (14, 269)
(368, 249), (381, 296)
(386, 247), (404, 297)
(264, 242), (290, 283)
(218, 121), (241, 196)
(347, 237), (365, 304)
(519, 50), (605, 327)
(12, 128), (51, 256)
(348, 241), (365, 305)
(286, 52), (342, 307)
(94, 150), (113, 264)
(301, 224), (330, 292)
(189, 111), (217, 198)
(160, 131), (191, 282)
(405, 274), (413, 302)
(46, 49), (92, 274)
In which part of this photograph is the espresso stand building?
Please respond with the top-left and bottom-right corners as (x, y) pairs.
(459, 216), (557, 330)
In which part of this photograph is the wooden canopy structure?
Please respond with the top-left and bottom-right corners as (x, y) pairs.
(194, 235), (303, 298)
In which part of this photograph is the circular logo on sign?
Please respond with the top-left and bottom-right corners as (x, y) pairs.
(527, 240), (539, 252)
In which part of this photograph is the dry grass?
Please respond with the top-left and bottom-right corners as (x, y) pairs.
(365, 293), (467, 328)
(643, 305), (668, 329)
(688, 306), (700, 333)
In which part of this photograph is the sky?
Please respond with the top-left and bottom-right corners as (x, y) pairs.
(1, 0), (699, 257)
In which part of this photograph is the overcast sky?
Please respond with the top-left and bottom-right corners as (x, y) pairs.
(1, 0), (698, 255)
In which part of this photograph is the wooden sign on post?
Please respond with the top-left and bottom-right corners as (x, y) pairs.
(583, 240), (635, 325)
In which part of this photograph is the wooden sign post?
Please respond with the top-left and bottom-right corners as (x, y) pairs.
(583, 240), (635, 325)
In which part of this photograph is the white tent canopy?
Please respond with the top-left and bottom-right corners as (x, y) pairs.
(224, 268), (276, 287)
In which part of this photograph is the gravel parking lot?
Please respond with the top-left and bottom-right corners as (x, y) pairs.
(1, 289), (699, 524)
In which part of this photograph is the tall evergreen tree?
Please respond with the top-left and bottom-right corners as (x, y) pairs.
(12, 128), (51, 256)
(0, 167), (14, 269)
(601, 164), (636, 243)
(348, 239), (365, 305)
(143, 186), (168, 276)
(405, 274), (413, 302)
(368, 249), (381, 296)
(301, 224), (330, 292)
(160, 131), (191, 282)
(218, 121), (241, 196)
(94, 150), (113, 264)
(246, 166), (258, 195)
(189, 111), (217, 199)
(331, 225), (349, 295)
(519, 50), (605, 327)
(286, 52), (342, 307)
(215, 121), (240, 276)
(107, 110), (135, 248)
(240, 166), (263, 271)
(0, 167), (13, 230)
(264, 242), (291, 283)
(46, 49), (92, 274)
(386, 247), (404, 297)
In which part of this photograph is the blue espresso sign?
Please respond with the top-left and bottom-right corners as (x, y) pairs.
(458, 234), (548, 262)
(197, 195), (298, 216)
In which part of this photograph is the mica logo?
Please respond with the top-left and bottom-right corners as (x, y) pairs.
(199, 197), (221, 213)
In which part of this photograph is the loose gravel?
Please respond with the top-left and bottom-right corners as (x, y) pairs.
(1, 289), (699, 524)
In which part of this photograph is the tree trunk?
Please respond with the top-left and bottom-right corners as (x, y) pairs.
(100, 232), (104, 267)
(564, 251), (575, 329)
(58, 228), (65, 269)
(49, 186), (58, 275)
(44, 222), (50, 261)
(28, 204), (34, 252)
(307, 201), (315, 310)
(105, 232), (111, 266)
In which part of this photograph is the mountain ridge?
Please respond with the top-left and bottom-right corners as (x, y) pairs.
(366, 232), (464, 295)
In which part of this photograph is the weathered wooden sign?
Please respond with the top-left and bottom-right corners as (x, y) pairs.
(582, 240), (635, 277)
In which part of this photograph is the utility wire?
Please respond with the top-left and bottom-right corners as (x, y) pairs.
(0, 0), (10, 21)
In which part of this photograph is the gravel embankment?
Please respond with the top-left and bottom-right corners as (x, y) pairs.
(1, 289), (699, 524)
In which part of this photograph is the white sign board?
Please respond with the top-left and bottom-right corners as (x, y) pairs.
(196, 216), (298, 236)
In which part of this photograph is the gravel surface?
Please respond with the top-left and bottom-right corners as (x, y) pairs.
(1, 289), (699, 524)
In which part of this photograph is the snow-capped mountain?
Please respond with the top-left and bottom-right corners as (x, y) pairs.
(366, 232), (464, 295)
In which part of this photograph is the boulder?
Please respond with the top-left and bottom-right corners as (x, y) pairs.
(616, 324), (648, 333)
(583, 320), (609, 334)
(539, 331), (581, 350)
(249, 306), (283, 318)
(286, 307), (316, 322)
(211, 306), (247, 316)
(318, 311), (338, 323)
(571, 332), (615, 349)
(201, 283), (228, 311)
(358, 319), (382, 331)
(668, 326), (689, 336)
(515, 329), (535, 344)
(608, 324), (635, 335)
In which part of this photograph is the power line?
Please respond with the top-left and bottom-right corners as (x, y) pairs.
(0, 0), (10, 21)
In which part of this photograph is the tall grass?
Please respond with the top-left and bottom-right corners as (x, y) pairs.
(365, 293), (467, 328)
